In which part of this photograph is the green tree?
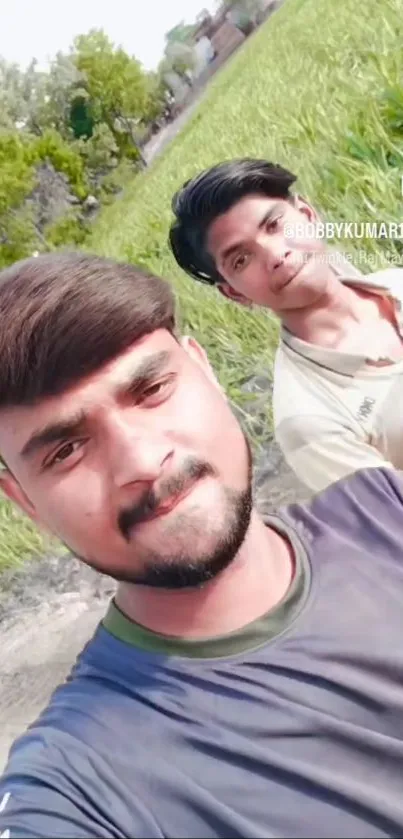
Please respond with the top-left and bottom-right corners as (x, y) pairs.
(30, 128), (89, 198)
(143, 71), (166, 123)
(73, 30), (155, 164)
(38, 52), (85, 137)
(165, 21), (195, 44)
(0, 131), (37, 266)
(161, 39), (196, 82)
(0, 27), (166, 267)
(225, 0), (263, 28)
(0, 59), (30, 128)
(69, 91), (94, 139)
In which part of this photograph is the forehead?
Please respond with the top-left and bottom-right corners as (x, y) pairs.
(0, 330), (180, 456)
(207, 194), (286, 255)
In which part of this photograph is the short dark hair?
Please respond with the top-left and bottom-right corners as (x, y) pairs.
(169, 158), (297, 285)
(0, 251), (176, 407)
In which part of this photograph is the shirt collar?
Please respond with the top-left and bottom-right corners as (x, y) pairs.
(280, 262), (403, 376)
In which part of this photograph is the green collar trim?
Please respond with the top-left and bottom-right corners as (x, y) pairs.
(102, 514), (311, 660)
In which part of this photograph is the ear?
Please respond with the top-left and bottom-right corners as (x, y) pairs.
(217, 281), (252, 307)
(294, 194), (320, 223)
(180, 336), (226, 395)
(0, 469), (42, 525)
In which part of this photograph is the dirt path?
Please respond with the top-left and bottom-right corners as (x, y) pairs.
(0, 556), (116, 770)
(143, 95), (205, 164)
(0, 597), (106, 768)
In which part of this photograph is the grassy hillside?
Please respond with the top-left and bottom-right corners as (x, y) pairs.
(89, 0), (403, 387)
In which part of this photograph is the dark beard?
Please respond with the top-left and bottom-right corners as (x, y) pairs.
(117, 457), (214, 541)
(74, 439), (254, 590)
(114, 482), (253, 589)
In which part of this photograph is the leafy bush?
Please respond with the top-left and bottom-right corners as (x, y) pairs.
(0, 131), (35, 214)
(44, 210), (89, 247)
(31, 129), (89, 199)
(0, 131), (38, 266)
(98, 158), (139, 201)
(0, 205), (37, 268)
(78, 122), (119, 175)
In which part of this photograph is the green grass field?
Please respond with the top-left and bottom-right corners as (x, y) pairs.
(0, 0), (402, 572)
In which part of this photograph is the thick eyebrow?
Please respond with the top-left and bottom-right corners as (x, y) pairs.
(20, 411), (87, 460)
(118, 350), (172, 398)
(19, 350), (173, 460)
(220, 203), (285, 264)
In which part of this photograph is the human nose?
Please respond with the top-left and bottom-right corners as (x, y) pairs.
(106, 412), (172, 489)
(258, 234), (292, 273)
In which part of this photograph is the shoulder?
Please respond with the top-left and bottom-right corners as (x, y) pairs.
(0, 726), (158, 837)
(282, 466), (403, 544)
(313, 465), (403, 513)
(365, 266), (403, 301)
(0, 725), (113, 837)
(0, 628), (157, 838)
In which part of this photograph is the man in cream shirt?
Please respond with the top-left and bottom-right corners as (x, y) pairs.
(169, 157), (403, 492)
(274, 266), (403, 491)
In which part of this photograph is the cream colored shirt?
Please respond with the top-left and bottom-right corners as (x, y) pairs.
(273, 266), (403, 492)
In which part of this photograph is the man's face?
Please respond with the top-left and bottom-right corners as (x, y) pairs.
(0, 330), (252, 588)
(207, 193), (332, 311)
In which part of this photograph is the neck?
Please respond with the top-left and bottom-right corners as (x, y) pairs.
(115, 511), (294, 639)
(281, 273), (373, 347)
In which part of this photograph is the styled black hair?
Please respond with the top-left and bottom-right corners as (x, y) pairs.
(169, 158), (297, 285)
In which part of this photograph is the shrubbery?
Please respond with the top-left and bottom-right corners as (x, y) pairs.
(0, 30), (166, 266)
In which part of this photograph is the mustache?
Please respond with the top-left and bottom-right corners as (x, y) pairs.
(118, 457), (214, 541)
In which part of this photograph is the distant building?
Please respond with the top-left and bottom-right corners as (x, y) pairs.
(161, 0), (285, 111)
(191, 6), (245, 79)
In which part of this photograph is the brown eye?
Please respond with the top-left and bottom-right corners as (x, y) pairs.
(54, 442), (77, 463)
(45, 440), (84, 469)
(266, 218), (279, 232)
(141, 376), (175, 406)
(143, 381), (166, 398)
(233, 252), (250, 272)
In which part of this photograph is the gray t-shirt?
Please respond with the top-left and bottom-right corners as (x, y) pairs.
(2, 466), (403, 838)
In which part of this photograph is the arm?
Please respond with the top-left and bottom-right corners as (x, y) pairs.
(275, 414), (394, 493)
(0, 730), (162, 839)
(0, 737), (122, 839)
(0, 773), (118, 839)
(0, 783), (102, 838)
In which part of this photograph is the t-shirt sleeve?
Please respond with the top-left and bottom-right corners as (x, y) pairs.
(0, 779), (106, 838)
(0, 737), (125, 839)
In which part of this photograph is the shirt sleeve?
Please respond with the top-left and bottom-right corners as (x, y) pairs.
(0, 734), (126, 839)
(0, 778), (112, 839)
(275, 413), (395, 493)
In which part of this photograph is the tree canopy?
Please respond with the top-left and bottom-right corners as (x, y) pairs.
(0, 29), (167, 267)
